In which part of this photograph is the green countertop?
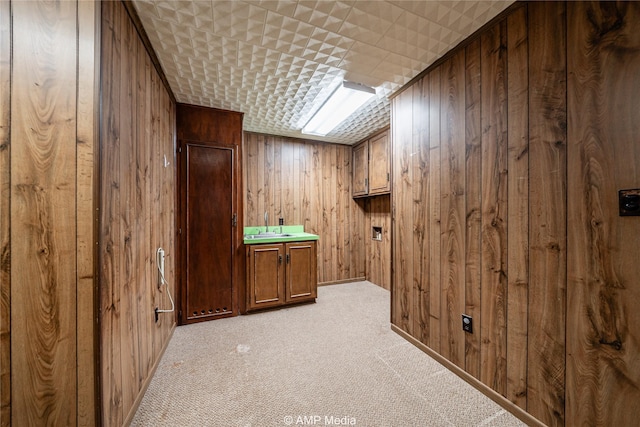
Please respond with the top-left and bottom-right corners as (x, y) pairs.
(243, 225), (319, 245)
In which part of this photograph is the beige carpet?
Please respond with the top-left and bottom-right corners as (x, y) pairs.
(132, 281), (524, 427)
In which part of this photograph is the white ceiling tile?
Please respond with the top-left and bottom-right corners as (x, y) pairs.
(133, 0), (513, 144)
(248, 0), (299, 17)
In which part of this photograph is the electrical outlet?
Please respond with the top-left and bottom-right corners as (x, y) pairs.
(462, 314), (473, 333)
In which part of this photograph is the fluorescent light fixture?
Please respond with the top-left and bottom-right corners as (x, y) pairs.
(302, 81), (376, 136)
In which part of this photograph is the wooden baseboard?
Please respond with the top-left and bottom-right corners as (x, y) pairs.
(123, 322), (177, 426)
(318, 277), (366, 286)
(390, 325), (545, 427)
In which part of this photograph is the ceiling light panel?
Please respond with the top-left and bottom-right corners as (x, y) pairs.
(133, 0), (513, 144)
(302, 81), (376, 136)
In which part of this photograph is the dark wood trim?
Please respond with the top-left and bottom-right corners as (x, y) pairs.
(318, 277), (366, 286)
(90, 3), (102, 425)
(391, 325), (545, 427)
(243, 130), (352, 148)
(122, 324), (176, 426)
(121, 0), (176, 103)
(353, 125), (391, 147)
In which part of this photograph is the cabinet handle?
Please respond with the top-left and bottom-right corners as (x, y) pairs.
(286, 254), (290, 264)
(232, 213), (237, 227)
(279, 255), (283, 264)
(365, 178), (368, 189)
(387, 172), (390, 182)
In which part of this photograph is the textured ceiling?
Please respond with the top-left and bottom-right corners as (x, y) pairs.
(133, 0), (513, 144)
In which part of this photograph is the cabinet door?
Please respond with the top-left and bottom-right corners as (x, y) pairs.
(352, 141), (369, 197)
(182, 143), (236, 322)
(285, 241), (317, 303)
(368, 130), (390, 195)
(247, 244), (284, 310)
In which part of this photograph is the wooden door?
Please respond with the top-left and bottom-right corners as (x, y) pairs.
(285, 241), (317, 303)
(352, 141), (369, 197)
(247, 244), (284, 310)
(182, 142), (236, 323)
(368, 131), (390, 195)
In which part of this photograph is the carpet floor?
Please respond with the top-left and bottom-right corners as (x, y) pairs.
(132, 281), (525, 427)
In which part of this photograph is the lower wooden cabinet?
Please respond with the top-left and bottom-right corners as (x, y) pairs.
(246, 241), (317, 311)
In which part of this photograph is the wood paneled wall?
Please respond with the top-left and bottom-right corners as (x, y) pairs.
(1, 1), (99, 425)
(566, 2), (640, 426)
(100, 1), (176, 425)
(0, 1), (11, 423)
(243, 132), (366, 284)
(391, 2), (640, 426)
(365, 196), (391, 290)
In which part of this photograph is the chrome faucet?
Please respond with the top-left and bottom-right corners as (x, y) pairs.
(264, 211), (269, 233)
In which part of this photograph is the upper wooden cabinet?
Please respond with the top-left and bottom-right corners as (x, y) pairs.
(368, 131), (391, 194)
(352, 142), (369, 197)
(352, 129), (390, 198)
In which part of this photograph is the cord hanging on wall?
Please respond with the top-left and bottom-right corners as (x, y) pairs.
(155, 247), (175, 322)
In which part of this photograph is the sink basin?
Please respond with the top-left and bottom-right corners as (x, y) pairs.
(245, 233), (293, 239)
(243, 227), (318, 245)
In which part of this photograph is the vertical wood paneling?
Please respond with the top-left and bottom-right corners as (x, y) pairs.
(304, 144), (313, 235)
(101, 1), (122, 423)
(282, 140), (294, 228)
(257, 134), (267, 218)
(392, 2), (640, 425)
(100, 2), (176, 424)
(11, 2), (78, 425)
(293, 142), (301, 227)
(366, 195), (391, 291)
(321, 144), (332, 283)
(329, 147), (338, 281)
(76, 1), (98, 423)
(342, 149), (354, 280)
(119, 12), (137, 414)
(243, 133), (364, 285)
(567, 2), (640, 426)
(351, 199), (366, 280)
(480, 19), (508, 395)
(274, 137), (283, 220)
(244, 134), (259, 224)
(506, 6), (529, 410)
(427, 66), (442, 353)
(412, 80), (429, 343)
(149, 63), (160, 357)
(5, 1), (100, 424)
(365, 199), (372, 283)
(310, 145), (321, 236)
(137, 34), (152, 387)
(528, 2), (567, 425)
(440, 52), (466, 368)
(0, 0), (11, 423)
(392, 88), (414, 334)
(6, 0), (167, 423)
(335, 148), (346, 280)
(464, 38), (482, 379)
